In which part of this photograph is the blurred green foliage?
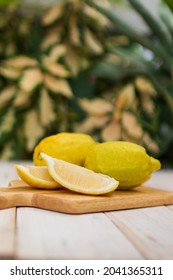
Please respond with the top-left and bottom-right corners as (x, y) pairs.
(0, 0), (173, 164)
(164, 0), (173, 11)
(0, 0), (19, 7)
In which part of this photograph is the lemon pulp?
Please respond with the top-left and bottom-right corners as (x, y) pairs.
(40, 153), (119, 195)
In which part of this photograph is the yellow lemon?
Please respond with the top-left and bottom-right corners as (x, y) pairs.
(15, 165), (61, 189)
(33, 132), (95, 166)
(41, 153), (119, 195)
(84, 141), (161, 189)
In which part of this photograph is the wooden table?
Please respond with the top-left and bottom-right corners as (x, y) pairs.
(0, 160), (173, 260)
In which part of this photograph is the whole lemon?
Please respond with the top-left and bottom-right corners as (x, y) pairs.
(84, 141), (161, 189)
(33, 132), (95, 166)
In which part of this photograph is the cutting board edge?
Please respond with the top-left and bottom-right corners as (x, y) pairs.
(0, 180), (173, 214)
(22, 187), (173, 214)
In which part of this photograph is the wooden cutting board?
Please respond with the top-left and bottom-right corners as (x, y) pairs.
(0, 180), (173, 214)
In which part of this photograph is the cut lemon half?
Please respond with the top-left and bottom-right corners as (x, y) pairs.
(15, 165), (61, 189)
(40, 153), (119, 195)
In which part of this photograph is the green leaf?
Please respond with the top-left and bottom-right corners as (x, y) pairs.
(0, 0), (19, 7)
(86, 0), (173, 70)
(159, 1), (173, 32)
(109, 46), (151, 73)
(128, 0), (173, 55)
(0, 109), (16, 135)
(164, 0), (173, 12)
(92, 60), (145, 81)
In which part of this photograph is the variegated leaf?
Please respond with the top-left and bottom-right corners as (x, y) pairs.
(0, 142), (14, 160)
(121, 131), (137, 143)
(43, 56), (69, 77)
(42, 3), (64, 26)
(0, 66), (20, 79)
(121, 112), (143, 139)
(135, 77), (156, 114)
(13, 90), (33, 108)
(140, 95), (155, 115)
(110, 36), (129, 46)
(75, 115), (109, 133)
(39, 88), (55, 126)
(106, 53), (123, 64)
(143, 132), (160, 153)
(85, 5), (110, 27)
(93, 0), (111, 9)
(41, 27), (62, 50)
(24, 110), (44, 152)
(0, 86), (16, 107)
(135, 77), (157, 96)
(5, 55), (38, 69)
(65, 47), (81, 76)
(20, 68), (43, 92)
(79, 98), (113, 116)
(81, 57), (91, 70)
(69, 16), (81, 46)
(116, 84), (136, 110)
(0, 109), (15, 134)
(44, 74), (73, 98)
(102, 120), (121, 141)
(49, 45), (66, 61)
(85, 28), (103, 54)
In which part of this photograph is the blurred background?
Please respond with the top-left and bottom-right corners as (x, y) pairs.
(0, 0), (173, 166)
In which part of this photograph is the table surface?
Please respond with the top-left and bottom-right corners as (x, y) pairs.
(0, 160), (173, 260)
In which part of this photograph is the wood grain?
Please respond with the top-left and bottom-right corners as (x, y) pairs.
(0, 180), (173, 214)
(1, 162), (173, 260)
(106, 206), (173, 259)
(15, 207), (142, 260)
(0, 163), (17, 259)
(0, 208), (16, 259)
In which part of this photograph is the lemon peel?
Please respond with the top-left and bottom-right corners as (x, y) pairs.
(15, 165), (61, 189)
(33, 132), (95, 166)
(84, 141), (161, 189)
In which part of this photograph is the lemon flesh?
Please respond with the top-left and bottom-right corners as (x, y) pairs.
(15, 165), (61, 189)
(41, 153), (119, 195)
(84, 141), (161, 189)
(33, 132), (95, 166)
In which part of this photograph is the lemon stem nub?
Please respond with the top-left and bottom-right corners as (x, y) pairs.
(150, 157), (161, 171)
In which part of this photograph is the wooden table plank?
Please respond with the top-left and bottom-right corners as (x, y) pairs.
(0, 160), (31, 187)
(1, 161), (173, 260)
(0, 162), (17, 259)
(0, 161), (18, 187)
(106, 205), (173, 259)
(15, 207), (143, 260)
(147, 170), (173, 191)
(0, 208), (16, 259)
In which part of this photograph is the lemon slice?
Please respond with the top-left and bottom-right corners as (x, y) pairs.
(40, 153), (119, 195)
(15, 165), (61, 189)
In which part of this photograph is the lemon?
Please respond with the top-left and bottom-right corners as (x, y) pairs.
(15, 165), (61, 189)
(33, 132), (95, 166)
(41, 153), (119, 195)
(84, 141), (161, 189)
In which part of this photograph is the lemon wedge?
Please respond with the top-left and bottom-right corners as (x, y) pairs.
(41, 153), (119, 195)
(15, 165), (61, 189)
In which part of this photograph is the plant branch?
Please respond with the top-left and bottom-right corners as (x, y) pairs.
(128, 0), (173, 56)
(86, 0), (173, 71)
